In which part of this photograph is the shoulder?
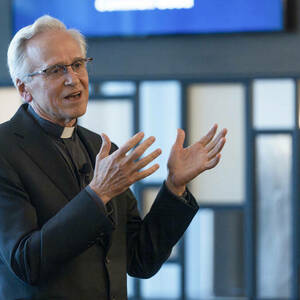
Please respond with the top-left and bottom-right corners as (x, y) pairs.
(77, 125), (101, 141)
(0, 119), (16, 139)
(0, 103), (31, 137)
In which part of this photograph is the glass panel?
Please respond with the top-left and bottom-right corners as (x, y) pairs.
(186, 210), (245, 299)
(256, 134), (292, 298)
(142, 188), (159, 217)
(139, 81), (181, 183)
(186, 210), (214, 298)
(0, 87), (22, 123)
(100, 81), (136, 96)
(79, 99), (133, 146)
(187, 83), (245, 203)
(253, 79), (295, 129)
(298, 81), (300, 128)
(127, 275), (134, 298)
(141, 263), (180, 298)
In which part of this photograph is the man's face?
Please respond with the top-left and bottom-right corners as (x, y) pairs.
(20, 30), (89, 127)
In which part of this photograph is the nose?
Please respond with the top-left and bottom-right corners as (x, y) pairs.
(63, 66), (80, 86)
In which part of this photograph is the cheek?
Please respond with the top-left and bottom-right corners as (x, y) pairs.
(81, 75), (89, 90)
(34, 82), (53, 99)
(46, 85), (64, 103)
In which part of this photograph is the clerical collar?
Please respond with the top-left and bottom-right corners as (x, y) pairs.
(28, 105), (76, 139)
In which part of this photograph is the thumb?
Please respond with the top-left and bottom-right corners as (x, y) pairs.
(174, 128), (185, 148)
(98, 133), (111, 160)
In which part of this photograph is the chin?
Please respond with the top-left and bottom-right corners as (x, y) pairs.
(72, 102), (88, 117)
(78, 105), (88, 117)
(61, 100), (88, 121)
(74, 109), (88, 121)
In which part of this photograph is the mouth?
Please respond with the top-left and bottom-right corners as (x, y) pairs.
(64, 91), (82, 100)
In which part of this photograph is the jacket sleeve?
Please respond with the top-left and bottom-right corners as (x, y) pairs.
(0, 155), (114, 285)
(126, 182), (198, 278)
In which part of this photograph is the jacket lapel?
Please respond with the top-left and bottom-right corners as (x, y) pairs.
(11, 104), (80, 201)
(77, 126), (102, 167)
(11, 104), (119, 251)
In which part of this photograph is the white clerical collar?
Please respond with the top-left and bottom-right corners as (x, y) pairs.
(28, 105), (77, 139)
(61, 126), (75, 139)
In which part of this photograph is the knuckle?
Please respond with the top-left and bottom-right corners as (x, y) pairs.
(127, 175), (135, 185)
(117, 146), (126, 155)
(116, 162), (125, 173)
(117, 162), (130, 178)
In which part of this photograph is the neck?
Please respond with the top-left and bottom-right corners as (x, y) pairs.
(30, 103), (76, 127)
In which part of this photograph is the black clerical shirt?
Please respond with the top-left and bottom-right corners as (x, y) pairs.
(27, 105), (113, 218)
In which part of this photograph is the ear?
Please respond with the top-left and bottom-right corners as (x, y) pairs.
(16, 79), (33, 103)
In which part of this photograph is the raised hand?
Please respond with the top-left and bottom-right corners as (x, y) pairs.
(166, 125), (227, 196)
(89, 132), (162, 204)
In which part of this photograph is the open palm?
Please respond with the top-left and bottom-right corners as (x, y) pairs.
(166, 125), (227, 195)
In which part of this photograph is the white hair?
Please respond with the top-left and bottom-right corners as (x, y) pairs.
(7, 15), (87, 86)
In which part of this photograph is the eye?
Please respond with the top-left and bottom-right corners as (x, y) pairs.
(46, 65), (63, 75)
(72, 60), (84, 70)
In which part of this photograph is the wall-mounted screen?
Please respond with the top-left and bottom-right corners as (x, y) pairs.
(13, 0), (286, 37)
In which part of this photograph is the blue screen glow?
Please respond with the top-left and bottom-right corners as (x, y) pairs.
(13, 0), (285, 37)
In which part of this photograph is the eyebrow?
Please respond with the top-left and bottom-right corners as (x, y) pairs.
(44, 57), (85, 68)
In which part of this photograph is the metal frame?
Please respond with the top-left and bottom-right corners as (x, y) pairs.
(87, 76), (300, 300)
(250, 78), (298, 300)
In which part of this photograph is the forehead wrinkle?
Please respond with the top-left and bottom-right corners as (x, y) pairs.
(47, 56), (86, 67)
(25, 30), (84, 71)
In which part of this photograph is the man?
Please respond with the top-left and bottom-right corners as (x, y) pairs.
(0, 15), (227, 300)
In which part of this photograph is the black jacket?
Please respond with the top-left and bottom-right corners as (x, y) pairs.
(0, 104), (198, 300)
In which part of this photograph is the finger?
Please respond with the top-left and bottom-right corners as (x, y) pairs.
(206, 154), (221, 170)
(206, 128), (227, 152)
(118, 132), (145, 156)
(199, 124), (218, 146)
(174, 128), (185, 148)
(97, 133), (111, 160)
(134, 164), (160, 181)
(208, 138), (226, 159)
(133, 148), (162, 171)
(126, 136), (157, 162)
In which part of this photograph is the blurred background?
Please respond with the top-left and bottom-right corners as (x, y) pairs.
(0, 0), (298, 299)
